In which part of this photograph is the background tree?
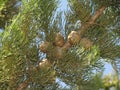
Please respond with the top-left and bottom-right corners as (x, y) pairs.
(0, 0), (120, 90)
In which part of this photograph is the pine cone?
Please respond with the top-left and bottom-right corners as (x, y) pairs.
(68, 31), (81, 45)
(39, 59), (51, 68)
(54, 32), (65, 47)
(39, 41), (50, 53)
(80, 38), (93, 49)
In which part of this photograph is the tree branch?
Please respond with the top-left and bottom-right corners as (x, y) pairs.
(62, 6), (106, 51)
(78, 6), (106, 36)
(16, 80), (28, 90)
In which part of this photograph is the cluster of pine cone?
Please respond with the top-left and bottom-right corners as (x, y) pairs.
(38, 31), (93, 68)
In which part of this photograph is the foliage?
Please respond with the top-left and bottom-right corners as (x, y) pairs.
(0, 0), (21, 29)
(0, 0), (57, 89)
(0, 0), (120, 89)
(0, 0), (7, 10)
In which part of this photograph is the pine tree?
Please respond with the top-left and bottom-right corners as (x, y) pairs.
(0, 0), (120, 90)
